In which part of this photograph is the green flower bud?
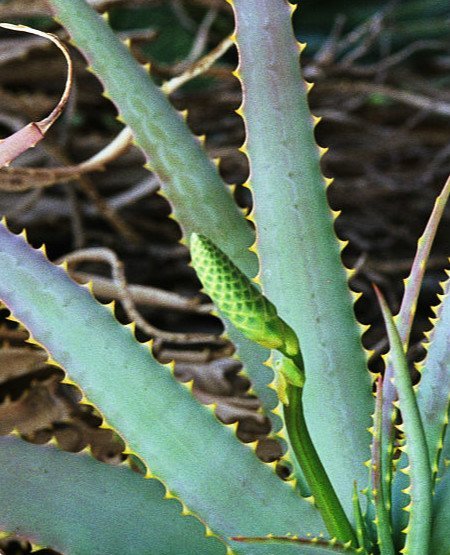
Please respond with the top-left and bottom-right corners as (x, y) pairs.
(190, 233), (299, 358)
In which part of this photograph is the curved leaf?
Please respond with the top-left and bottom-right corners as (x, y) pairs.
(0, 222), (326, 548)
(430, 467), (450, 555)
(229, 0), (373, 515)
(0, 435), (224, 555)
(230, 536), (359, 554)
(375, 287), (432, 555)
(47, 0), (254, 274)
(45, 0), (283, 434)
(386, 176), (450, 541)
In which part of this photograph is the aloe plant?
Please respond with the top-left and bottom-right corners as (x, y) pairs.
(0, 1), (449, 553)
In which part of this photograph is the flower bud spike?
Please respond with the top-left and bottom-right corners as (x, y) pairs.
(190, 233), (300, 359)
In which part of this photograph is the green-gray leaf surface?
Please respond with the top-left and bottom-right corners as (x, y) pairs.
(376, 287), (432, 555)
(0, 223), (325, 552)
(417, 274), (450, 476)
(46, 0), (281, 433)
(229, 0), (373, 515)
(48, 0), (253, 273)
(430, 467), (450, 555)
(0, 435), (225, 555)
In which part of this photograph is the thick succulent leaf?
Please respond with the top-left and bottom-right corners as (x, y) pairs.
(352, 483), (371, 554)
(417, 274), (450, 476)
(47, 0), (253, 274)
(0, 435), (225, 555)
(430, 467), (450, 555)
(375, 288), (432, 555)
(389, 175), (450, 540)
(0, 223), (326, 549)
(45, 0), (284, 433)
(230, 536), (359, 554)
(229, 0), (373, 515)
(227, 326), (281, 431)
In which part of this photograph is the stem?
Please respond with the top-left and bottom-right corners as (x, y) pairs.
(284, 384), (357, 546)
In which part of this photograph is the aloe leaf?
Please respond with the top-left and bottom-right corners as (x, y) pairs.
(394, 175), (450, 347)
(375, 287), (432, 555)
(351, 483), (371, 554)
(231, 536), (359, 554)
(430, 466), (450, 555)
(227, 327), (281, 431)
(45, 0), (284, 434)
(387, 175), (450, 539)
(0, 222), (326, 548)
(416, 273), (450, 474)
(0, 435), (225, 555)
(47, 0), (253, 273)
(370, 377), (394, 555)
(228, 0), (373, 515)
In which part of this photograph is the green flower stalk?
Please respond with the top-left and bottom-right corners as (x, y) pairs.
(190, 232), (357, 546)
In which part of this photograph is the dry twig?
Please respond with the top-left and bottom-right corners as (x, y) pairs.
(59, 247), (219, 343)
